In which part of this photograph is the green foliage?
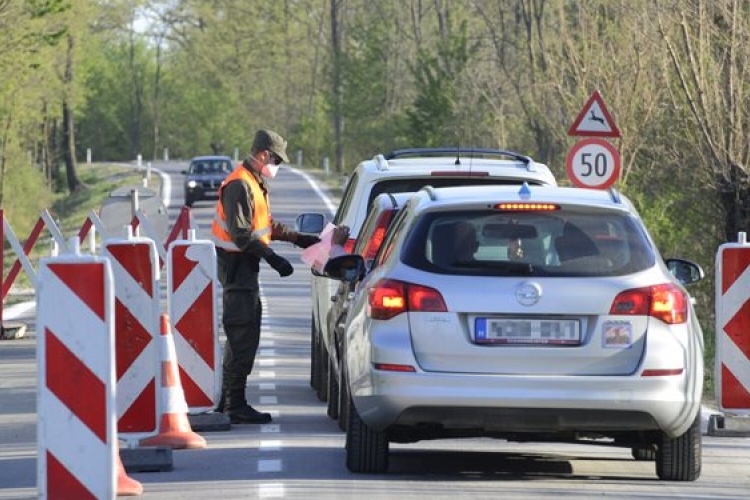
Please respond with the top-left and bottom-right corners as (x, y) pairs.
(25, 0), (71, 18)
(404, 21), (478, 148)
(292, 94), (333, 168)
(2, 159), (55, 233)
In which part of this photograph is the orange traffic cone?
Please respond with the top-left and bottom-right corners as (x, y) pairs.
(140, 315), (207, 450)
(116, 441), (143, 496)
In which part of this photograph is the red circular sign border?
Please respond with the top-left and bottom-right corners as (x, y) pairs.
(565, 138), (621, 189)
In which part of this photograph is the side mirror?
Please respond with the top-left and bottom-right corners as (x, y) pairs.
(295, 213), (326, 234)
(322, 254), (365, 283)
(665, 258), (705, 286)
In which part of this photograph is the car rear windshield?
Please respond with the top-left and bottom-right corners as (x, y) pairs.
(367, 178), (544, 209)
(402, 208), (655, 277)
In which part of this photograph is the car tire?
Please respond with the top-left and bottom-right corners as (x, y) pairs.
(337, 355), (349, 432)
(632, 446), (656, 461)
(326, 356), (339, 420)
(656, 415), (701, 481)
(310, 315), (318, 390)
(345, 394), (388, 473)
(315, 336), (329, 402)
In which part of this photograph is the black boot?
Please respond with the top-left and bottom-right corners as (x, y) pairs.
(229, 404), (272, 424)
(227, 386), (272, 424)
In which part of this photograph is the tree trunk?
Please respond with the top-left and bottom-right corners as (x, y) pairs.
(62, 34), (83, 193)
(331, 0), (344, 173)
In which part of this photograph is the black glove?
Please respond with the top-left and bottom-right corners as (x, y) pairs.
(266, 252), (294, 277)
(295, 234), (321, 249)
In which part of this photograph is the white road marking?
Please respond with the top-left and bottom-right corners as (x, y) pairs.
(259, 440), (282, 451)
(258, 483), (284, 498)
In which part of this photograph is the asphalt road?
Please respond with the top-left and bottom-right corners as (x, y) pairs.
(1, 162), (749, 499)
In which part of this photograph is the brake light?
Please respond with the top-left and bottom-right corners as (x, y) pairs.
(494, 203), (559, 211)
(609, 283), (687, 324)
(362, 210), (395, 260)
(368, 279), (447, 320)
(343, 238), (356, 254)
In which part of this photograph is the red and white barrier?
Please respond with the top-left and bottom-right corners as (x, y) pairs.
(715, 232), (750, 413)
(167, 231), (220, 412)
(37, 244), (117, 499)
(103, 229), (162, 441)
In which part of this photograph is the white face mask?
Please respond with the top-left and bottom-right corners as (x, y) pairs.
(260, 163), (279, 179)
(250, 155), (280, 179)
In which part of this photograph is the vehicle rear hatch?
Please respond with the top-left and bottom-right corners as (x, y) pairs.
(407, 274), (650, 376)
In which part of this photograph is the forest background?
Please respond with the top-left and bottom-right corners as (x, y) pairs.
(2, 0), (750, 395)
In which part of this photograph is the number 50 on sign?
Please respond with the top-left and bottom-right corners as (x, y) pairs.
(565, 138), (621, 189)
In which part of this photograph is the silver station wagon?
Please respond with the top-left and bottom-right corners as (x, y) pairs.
(324, 183), (705, 480)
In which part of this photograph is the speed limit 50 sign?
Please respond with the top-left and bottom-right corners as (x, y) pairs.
(565, 138), (621, 189)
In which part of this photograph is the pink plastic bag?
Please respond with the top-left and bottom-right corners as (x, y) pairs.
(301, 223), (336, 272)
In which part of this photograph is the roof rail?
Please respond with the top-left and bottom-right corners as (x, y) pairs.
(384, 147), (533, 166)
(608, 187), (622, 204)
(373, 154), (389, 171)
(420, 185), (438, 201)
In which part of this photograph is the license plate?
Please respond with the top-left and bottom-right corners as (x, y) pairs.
(474, 317), (580, 345)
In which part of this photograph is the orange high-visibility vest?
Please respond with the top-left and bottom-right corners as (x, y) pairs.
(211, 165), (271, 252)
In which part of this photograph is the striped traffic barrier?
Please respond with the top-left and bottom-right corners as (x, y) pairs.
(710, 232), (750, 436)
(102, 228), (161, 443)
(167, 231), (221, 412)
(36, 240), (121, 499)
(140, 315), (207, 449)
(716, 232), (750, 412)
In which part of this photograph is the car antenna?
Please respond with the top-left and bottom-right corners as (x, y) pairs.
(455, 139), (461, 166)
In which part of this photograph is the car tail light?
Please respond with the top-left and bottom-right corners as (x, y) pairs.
(609, 283), (688, 324)
(343, 238), (356, 254)
(368, 279), (447, 320)
(362, 210), (395, 260)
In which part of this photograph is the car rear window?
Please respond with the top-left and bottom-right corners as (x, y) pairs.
(401, 209), (655, 277)
(367, 178), (544, 209)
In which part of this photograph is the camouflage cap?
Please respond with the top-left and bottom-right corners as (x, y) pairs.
(251, 129), (289, 164)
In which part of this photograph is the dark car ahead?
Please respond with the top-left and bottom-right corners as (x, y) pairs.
(183, 155), (235, 207)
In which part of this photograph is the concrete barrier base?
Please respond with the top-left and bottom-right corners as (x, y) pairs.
(1, 322), (27, 340)
(120, 445), (174, 472)
(188, 411), (231, 432)
(708, 414), (750, 437)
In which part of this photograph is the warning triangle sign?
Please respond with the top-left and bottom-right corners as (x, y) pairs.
(568, 90), (620, 138)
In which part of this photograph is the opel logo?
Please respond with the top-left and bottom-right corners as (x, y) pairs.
(516, 282), (542, 306)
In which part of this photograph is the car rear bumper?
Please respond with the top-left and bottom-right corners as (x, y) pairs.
(351, 369), (701, 438)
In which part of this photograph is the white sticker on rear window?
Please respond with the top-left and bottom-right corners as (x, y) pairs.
(602, 320), (633, 348)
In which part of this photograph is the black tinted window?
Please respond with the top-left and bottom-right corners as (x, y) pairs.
(402, 209), (655, 277)
(368, 178), (544, 209)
